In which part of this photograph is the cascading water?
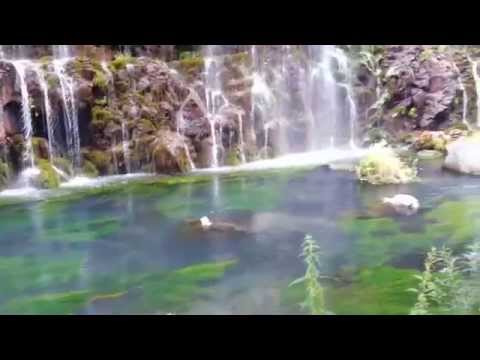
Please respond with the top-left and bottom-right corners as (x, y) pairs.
(203, 51), (224, 168)
(9, 60), (35, 169)
(452, 61), (469, 125)
(32, 64), (56, 159)
(176, 88), (201, 170)
(102, 61), (132, 174)
(306, 45), (358, 149)
(52, 55), (81, 170)
(468, 55), (480, 127)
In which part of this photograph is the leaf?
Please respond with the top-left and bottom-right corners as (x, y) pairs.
(289, 277), (306, 287)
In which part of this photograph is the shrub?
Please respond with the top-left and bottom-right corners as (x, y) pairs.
(356, 142), (418, 185)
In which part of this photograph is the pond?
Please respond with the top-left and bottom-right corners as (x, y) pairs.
(1, 159), (480, 314)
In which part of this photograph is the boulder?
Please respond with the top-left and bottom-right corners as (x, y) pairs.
(444, 138), (480, 175)
(382, 194), (420, 216)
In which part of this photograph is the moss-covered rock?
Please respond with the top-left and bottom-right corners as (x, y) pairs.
(110, 54), (134, 71)
(32, 137), (49, 160)
(83, 149), (111, 175)
(51, 157), (74, 177)
(82, 159), (99, 178)
(225, 147), (242, 166)
(35, 159), (60, 189)
(0, 160), (10, 188)
(149, 129), (194, 174)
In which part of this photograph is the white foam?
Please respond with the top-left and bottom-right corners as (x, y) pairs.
(194, 147), (369, 174)
(0, 186), (43, 198)
(60, 173), (153, 189)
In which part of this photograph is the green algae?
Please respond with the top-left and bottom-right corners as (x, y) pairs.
(0, 256), (84, 298)
(327, 266), (419, 315)
(3, 290), (92, 315)
(37, 217), (123, 243)
(281, 266), (419, 315)
(340, 197), (480, 267)
(1, 259), (237, 315)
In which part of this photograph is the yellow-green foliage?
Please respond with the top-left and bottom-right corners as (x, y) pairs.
(91, 106), (115, 131)
(37, 159), (60, 189)
(52, 157), (73, 177)
(178, 56), (204, 74)
(82, 160), (99, 178)
(83, 150), (111, 175)
(356, 143), (418, 185)
(0, 161), (9, 188)
(111, 54), (134, 71)
(225, 147), (242, 166)
(93, 70), (108, 91)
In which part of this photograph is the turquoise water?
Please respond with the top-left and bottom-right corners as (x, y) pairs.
(1, 161), (480, 314)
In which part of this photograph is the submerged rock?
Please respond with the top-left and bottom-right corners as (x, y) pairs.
(184, 218), (250, 235)
(382, 194), (419, 216)
(444, 138), (480, 175)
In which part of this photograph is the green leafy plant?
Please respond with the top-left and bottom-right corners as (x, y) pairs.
(289, 234), (329, 315)
(409, 246), (463, 315)
(356, 142), (418, 185)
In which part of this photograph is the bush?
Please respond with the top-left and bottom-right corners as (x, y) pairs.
(356, 142), (418, 185)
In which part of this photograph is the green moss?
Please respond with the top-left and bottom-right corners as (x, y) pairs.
(225, 148), (242, 166)
(38, 217), (123, 243)
(178, 56), (204, 74)
(328, 266), (419, 314)
(92, 105), (114, 122)
(0, 161), (9, 188)
(111, 54), (134, 71)
(4, 290), (92, 315)
(135, 259), (238, 313)
(36, 159), (60, 189)
(82, 160), (99, 178)
(228, 51), (251, 67)
(32, 137), (49, 160)
(83, 150), (111, 175)
(407, 107), (418, 118)
(46, 73), (60, 89)
(93, 70), (108, 91)
(52, 157), (73, 177)
(0, 255), (84, 298)
(340, 198), (480, 267)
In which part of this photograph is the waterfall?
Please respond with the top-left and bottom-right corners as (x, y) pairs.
(452, 61), (469, 125)
(251, 60), (275, 158)
(32, 64), (57, 159)
(53, 57), (81, 170)
(0, 45), (4, 59)
(203, 54), (222, 168)
(101, 61), (132, 174)
(307, 45), (357, 149)
(176, 88), (204, 170)
(53, 45), (71, 59)
(235, 111), (246, 163)
(468, 55), (480, 127)
(9, 60), (35, 170)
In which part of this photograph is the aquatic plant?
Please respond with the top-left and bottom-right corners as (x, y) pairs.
(356, 142), (418, 185)
(408, 244), (480, 315)
(408, 246), (461, 315)
(328, 266), (419, 315)
(289, 234), (328, 315)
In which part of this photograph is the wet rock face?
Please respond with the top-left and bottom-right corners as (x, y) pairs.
(379, 45), (459, 134)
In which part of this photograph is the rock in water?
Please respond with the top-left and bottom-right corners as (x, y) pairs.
(382, 194), (419, 216)
(444, 138), (480, 175)
(200, 216), (212, 229)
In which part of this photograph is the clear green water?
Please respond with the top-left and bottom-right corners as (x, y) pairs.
(1, 161), (480, 314)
